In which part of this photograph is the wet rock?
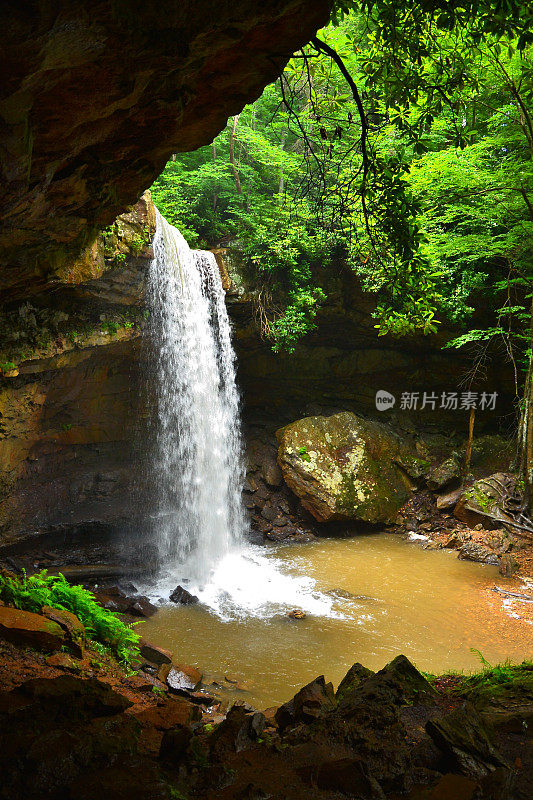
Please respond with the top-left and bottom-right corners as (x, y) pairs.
(426, 702), (509, 779)
(287, 609), (306, 619)
(264, 527), (293, 542)
(123, 674), (158, 693)
(261, 503), (279, 522)
(93, 587), (157, 617)
(0, 606), (65, 651)
(326, 588), (371, 601)
(128, 596), (158, 618)
(336, 663), (374, 702)
(167, 664), (203, 693)
(276, 412), (420, 523)
(262, 461), (283, 488)
(133, 698), (200, 756)
(427, 456), (461, 491)
(224, 676), (250, 692)
(424, 541), (442, 551)
(286, 672), (413, 794)
(275, 675), (336, 732)
(156, 663), (171, 684)
(210, 704), (266, 757)
(454, 473), (517, 530)
(169, 585), (199, 605)
(261, 706), (278, 727)
(499, 553), (520, 577)
(45, 652), (82, 671)
(436, 487), (463, 510)
(341, 655), (438, 709)
(139, 641), (172, 666)
(186, 690), (220, 705)
(254, 517), (273, 535)
(41, 605), (85, 657)
(442, 530), (464, 549)
(20, 675), (132, 718)
(458, 542), (500, 566)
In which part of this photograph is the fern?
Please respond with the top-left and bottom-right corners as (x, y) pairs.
(0, 570), (140, 665)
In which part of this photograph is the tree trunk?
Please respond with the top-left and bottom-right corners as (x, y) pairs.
(229, 115), (242, 195)
(464, 407), (476, 479)
(519, 297), (533, 511)
(211, 142), (218, 212)
(278, 129), (286, 197)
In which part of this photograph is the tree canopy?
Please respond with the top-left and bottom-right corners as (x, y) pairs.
(152, 0), (532, 352)
(151, 0), (533, 503)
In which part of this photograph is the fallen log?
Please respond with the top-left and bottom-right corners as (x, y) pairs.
(491, 586), (533, 603)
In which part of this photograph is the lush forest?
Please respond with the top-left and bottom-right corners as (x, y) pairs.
(152, 4), (532, 352)
(151, 1), (533, 494)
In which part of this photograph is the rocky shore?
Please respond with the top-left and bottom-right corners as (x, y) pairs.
(0, 589), (531, 800)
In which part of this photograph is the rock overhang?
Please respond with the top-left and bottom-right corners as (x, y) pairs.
(0, 0), (332, 301)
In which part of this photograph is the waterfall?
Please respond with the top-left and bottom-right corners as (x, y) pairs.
(146, 210), (245, 589)
(145, 210), (334, 620)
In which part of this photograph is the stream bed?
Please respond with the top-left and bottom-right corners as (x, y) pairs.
(139, 533), (532, 709)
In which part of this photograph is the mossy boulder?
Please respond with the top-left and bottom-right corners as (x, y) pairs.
(0, 606), (65, 652)
(335, 663), (374, 702)
(276, 412), (420, 523)
(454, 472), (517, 529)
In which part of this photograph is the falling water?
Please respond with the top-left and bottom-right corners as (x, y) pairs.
(147, 210), (245, 589)
(146, 210), (334, 619)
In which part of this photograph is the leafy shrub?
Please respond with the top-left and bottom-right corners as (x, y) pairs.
(0, 570), (140, 665)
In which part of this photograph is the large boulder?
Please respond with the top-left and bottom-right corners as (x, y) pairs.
(275, 675), (336, 732)
(276, 412), (421, 523)
(426, 703), (509, 779)
(41, 606), (85, 657)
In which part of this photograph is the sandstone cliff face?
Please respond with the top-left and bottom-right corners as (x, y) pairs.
(0, 0), (331, 300)
(223, 254), (516, 427)
(0, 195), (156, 551)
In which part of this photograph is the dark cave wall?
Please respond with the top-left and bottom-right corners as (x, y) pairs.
(0, 0), (331, 300)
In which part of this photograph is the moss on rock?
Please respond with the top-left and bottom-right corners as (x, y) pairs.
(276, 412), (421, 523)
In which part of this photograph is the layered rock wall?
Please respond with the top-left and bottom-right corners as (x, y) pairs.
(0, 195), (155, 552)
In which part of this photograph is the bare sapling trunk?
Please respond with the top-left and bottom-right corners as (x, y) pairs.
(229, 115), (242, 196)
(464, 407), (476, 480)
(519, 297), (533, 512)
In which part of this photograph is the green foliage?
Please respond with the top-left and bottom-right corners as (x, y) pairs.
(450, 651), (533, 706)
(150, 1), (533, 361)
(113, 252), (127, 267)
(0, 571), (140, 665)
(102, 321), (120, 335)
(130, 228), (150, 256)
(298, 446), (312, 462)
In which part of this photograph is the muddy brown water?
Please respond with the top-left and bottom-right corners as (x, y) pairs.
(139, 534), (532, 709)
